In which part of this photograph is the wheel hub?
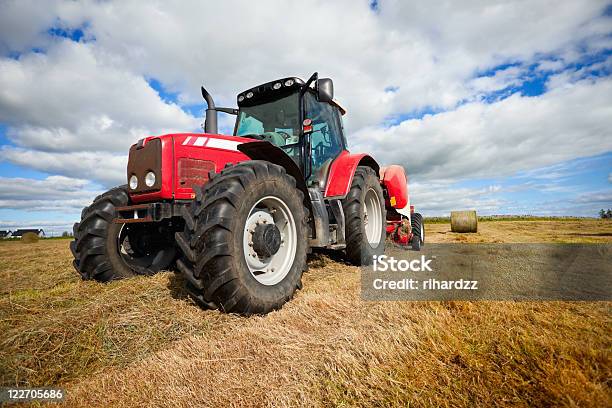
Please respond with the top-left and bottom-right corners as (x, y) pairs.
(252, 223), (281, 257)
(243, 197), (297, 286)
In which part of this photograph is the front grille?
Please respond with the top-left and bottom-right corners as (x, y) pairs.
(178, 158), (215, 189)
(127, 138), (162, 193)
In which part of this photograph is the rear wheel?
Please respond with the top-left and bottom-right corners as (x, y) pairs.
(343, 166), (386, 265)
(70, 186), (177, 281)
(175, 160), (308, 315)
(411, 212), (424, 251)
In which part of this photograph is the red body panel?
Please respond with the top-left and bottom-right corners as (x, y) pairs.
(379, 165), (408, 209)
(130, 133), (252, 203)
(324, 151), (376, 198)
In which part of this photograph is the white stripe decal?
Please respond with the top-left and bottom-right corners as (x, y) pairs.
(182, 136), (192, 145)
(206, 138), (242, 150)
(193, 137), (207, 146)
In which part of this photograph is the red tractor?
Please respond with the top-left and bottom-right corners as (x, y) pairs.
(71, 73), (424, 314)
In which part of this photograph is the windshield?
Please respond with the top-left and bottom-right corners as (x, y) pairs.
(234, 93), (300, 147)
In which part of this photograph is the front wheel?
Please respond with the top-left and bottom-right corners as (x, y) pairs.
(70, 186), (177, 281)
(175, 161), (308, 315)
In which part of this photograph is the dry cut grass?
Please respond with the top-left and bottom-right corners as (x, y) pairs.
(0, 220), (610, 407)
(426, 219), (612, 243)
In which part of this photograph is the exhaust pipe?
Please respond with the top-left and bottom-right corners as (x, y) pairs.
(201, 86), (217, 134)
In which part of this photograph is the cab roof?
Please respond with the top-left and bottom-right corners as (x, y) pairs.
(237, 76), (346, 115)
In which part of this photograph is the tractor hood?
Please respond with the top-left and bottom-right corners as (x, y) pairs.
(128, 133), (254, 203)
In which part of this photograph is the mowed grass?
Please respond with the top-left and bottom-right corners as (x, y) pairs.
(426, 219), (612, 243)
(0, 220), (610, 407)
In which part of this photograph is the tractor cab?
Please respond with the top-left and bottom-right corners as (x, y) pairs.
(230, 74), (348, 188)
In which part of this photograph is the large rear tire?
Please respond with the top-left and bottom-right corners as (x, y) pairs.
(342, 166), (386, 265)
(70, 186), (177, 281)
(175, 161), (308, 315)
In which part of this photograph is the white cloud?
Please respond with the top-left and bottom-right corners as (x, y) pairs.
(0, 40), (198, 153)
(2, 1), (610, 130)
(352, 77), (612, 183)
(546, 55), (612, 91)
(0, 0), (610, 217)
(467, 66), (525, 95)
(537, 59), (566, 72)
(79, 0), (610, 130)
(0, 0), (59, 53)
(409, 181), (505, 215)
(574, 190), (612, 204)
(0, 175), (102, 211)
(0, 147), (127, 186)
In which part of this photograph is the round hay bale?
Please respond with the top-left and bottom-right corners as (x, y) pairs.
(21, 232), (39, 243)
(450, 210), (478, 233)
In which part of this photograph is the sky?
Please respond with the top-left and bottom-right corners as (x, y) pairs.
(0, 0), (611, 235)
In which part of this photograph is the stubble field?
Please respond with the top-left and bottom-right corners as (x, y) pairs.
(1, 220), (610, 407)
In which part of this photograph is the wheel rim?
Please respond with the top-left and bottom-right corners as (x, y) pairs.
(363, 188), (383, 245)
(243, 196), (297, 286)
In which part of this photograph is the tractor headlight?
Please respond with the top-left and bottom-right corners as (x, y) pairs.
(284, 79), (294, 87)
(145, 171), (156, 187)
(238, 95), (245, 102)
(129, 175), (138, 190)
(246, 91), (254, 99)
(273, 82), (281, 90)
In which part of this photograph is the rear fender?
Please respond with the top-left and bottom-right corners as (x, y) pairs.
(324, 151), (380, 198)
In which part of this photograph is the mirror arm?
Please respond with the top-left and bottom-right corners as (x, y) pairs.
(216, 107), (239, 115)
(300, 72), (318, 96)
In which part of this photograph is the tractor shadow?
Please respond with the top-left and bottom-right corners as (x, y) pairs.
(167, 271), (190, 300)
(166, 249), (350, 301)
(307, 248), (351, 268)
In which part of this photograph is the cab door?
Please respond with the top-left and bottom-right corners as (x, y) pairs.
(303, 93), (346, 189)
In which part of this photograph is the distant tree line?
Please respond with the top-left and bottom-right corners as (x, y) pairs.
(599, 209), (612, 219)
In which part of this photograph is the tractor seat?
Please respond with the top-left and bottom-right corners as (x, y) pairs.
(261, 132), (289, 147)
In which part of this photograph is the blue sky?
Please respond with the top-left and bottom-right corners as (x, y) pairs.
(0, 1), (610, 234)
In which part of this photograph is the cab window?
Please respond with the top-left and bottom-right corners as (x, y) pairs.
(303, 93), (344, 186)
(235, 93), (300, 147)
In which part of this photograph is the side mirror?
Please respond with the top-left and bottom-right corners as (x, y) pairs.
(316, 78), (334, 102)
